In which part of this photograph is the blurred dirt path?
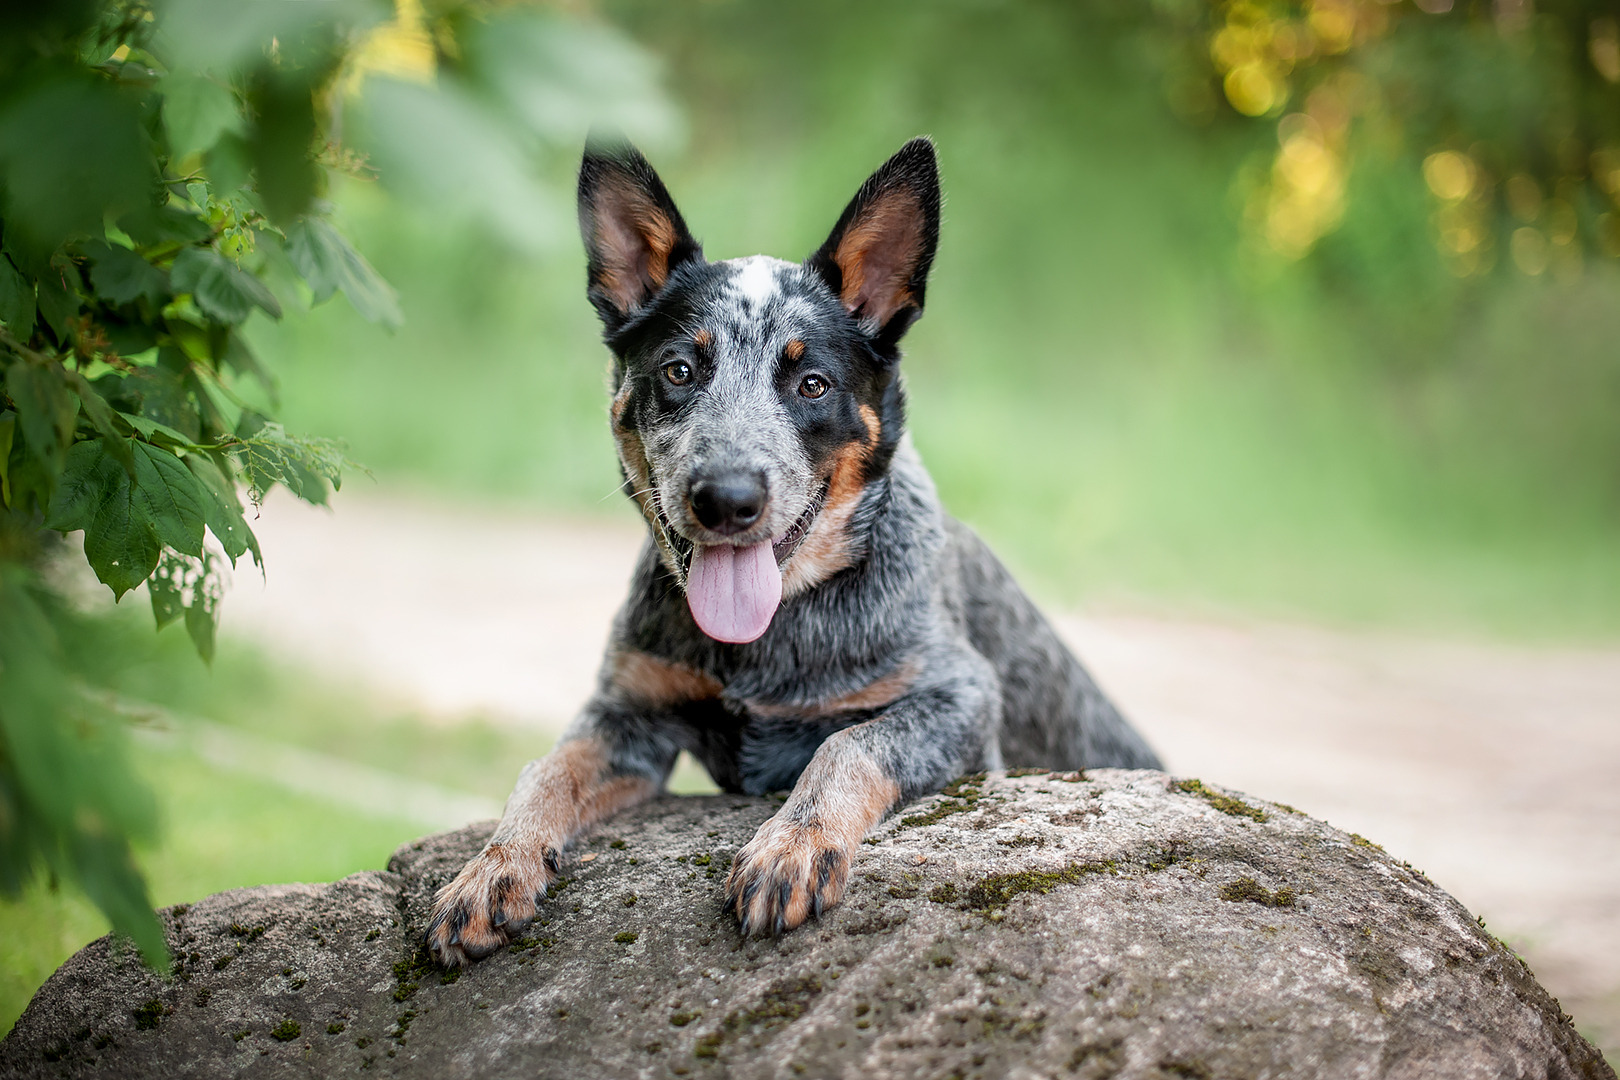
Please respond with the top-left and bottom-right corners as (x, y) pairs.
(224, 488), (1620, 1057)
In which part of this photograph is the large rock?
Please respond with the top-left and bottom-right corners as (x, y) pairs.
(2, 771), (1612, 1079)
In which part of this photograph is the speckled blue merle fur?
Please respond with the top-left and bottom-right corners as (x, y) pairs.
(425, 137), (1162, 962)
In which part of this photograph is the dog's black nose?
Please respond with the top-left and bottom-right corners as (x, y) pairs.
(689, 471), (768, 535)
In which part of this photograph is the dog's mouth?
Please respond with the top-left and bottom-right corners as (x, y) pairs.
(649, 482), (828, 645)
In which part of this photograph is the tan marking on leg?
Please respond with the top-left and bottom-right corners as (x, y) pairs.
(725, 727), (900, 935)
(427, 736), (658, 966)
(610, 650), (723, 708)
(781, 411), (878, 598)
(746, 657), (920, 719)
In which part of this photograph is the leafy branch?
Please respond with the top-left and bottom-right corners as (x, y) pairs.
(0, 0), (399, 964)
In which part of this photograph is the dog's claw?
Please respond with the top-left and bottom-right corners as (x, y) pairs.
(724, 817), (853, 938)
(425, 842), (553, 968)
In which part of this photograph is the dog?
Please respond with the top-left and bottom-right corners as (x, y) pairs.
(425, 136), (1162, 966)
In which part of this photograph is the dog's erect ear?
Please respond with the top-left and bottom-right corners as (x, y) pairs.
(806, 137), (941, 347)
(578, 139), (702, 329)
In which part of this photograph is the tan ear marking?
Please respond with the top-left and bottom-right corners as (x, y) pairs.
(593, 178), (679, 314)
(833, 192), (923, 327)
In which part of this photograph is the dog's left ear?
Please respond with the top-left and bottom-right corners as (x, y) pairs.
(578, 138), (703, 331)
(807, 137), (941, 348)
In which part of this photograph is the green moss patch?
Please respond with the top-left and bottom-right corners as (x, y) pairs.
(1171, 779), (1268, 822)
(269, 1018), (301, 1042)
(898, 773), (990, 828)
(693, 975), (825, 1060)
(132, 999), (165, 1031)
(956, 861), (1117, 913)
(1218, 877), (1296, 907)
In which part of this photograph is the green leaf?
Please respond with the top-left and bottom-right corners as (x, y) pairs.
(169, 247), (282, 324)
(5, 361), (77, 465)
(34, 266), (82, 341)
(100, 313), (159, 358)
(148, 552), (186, 630)
(122, 413), (205, 451)
(82, 465), (162, 598)
(183, 551), (223, 663)
(44, 437), (123, 533)
(65, 831), (166, 966)
(131, 442), (207, 557)
(86, 242), (169, 306)
(62, 368), (120, 438)
(162, 74), (242, 160)
(218, 331), (272, 390)
(126, 354), (201, 442)
(117, 202), (210, 247)
(0, 411), (15, 506)
(283, 217), (403, 328)
(187, 454), (260, 566)
(247, 66), (322, 225)
(0, 255), (35, 338)
(232, 421), (354, 506)
(0, 78), (152, 256)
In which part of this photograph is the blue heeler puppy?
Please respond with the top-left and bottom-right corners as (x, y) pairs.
(427, 136), (1162, 965)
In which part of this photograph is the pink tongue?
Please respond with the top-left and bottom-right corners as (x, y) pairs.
(686, 541), (783, 644)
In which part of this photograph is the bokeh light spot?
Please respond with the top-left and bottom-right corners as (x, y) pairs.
(1423, 151), (1475, 202)
(1511, 227), (1549, 275)
(1225, 64), (1284, 116)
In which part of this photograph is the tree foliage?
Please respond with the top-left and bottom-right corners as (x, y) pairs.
(1154, 0), (1620, 287)
(0, 0), (675, 967)
(0, 0), (398, 963)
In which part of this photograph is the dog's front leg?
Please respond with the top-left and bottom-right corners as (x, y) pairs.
(725, 668), (997, 936)
(427, 716), (674, 966)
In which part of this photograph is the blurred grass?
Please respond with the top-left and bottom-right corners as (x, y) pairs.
(0, 600), (719, 1036)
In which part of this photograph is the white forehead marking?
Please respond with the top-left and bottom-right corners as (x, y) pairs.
(725, 255), (792, 308)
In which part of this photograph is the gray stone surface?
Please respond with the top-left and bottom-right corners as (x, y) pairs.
(2, 770), (1612, 1079)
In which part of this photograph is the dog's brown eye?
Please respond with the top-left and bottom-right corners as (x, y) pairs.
(664, 361), (693, 386)
(799, 374), (829, 399)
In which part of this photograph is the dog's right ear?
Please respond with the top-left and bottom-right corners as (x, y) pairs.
(578, 139), (702, 330)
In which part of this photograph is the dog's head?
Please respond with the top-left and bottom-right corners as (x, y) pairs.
(578, 138), (941, 645)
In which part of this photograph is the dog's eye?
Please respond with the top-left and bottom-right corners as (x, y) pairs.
(663, 361), (693, 386)
(798, 374), (829, 399)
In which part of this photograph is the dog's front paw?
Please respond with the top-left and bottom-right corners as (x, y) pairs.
(724, 815), (852, 936)
(426, 841), (555, 967)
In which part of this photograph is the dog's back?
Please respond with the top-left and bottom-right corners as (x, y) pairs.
(940, 514), (1159, 771)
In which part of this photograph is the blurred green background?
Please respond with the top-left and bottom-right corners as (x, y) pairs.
(258, 0), (1620, 638)
(5, 0), (1620, 1049)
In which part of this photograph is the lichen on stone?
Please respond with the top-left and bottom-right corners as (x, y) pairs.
(957, 861), (1117, 913)
(1218, 877), (1296, 907)
(1171, 778), (1268, 822)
